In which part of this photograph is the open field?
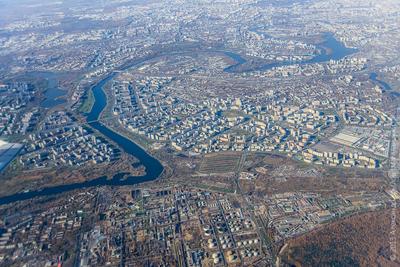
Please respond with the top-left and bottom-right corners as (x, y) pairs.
(199, 152), (241, 174)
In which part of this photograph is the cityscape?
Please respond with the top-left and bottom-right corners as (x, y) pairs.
(0, 0), (400, 266)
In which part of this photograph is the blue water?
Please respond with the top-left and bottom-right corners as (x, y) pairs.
(86, 75), (115, 122)
(370, 72), (391, 91)
(370, 72), (400, 98)
(303, 33), (357, 63)
(223, 51), (247, 73)
(41, 88), (67, 108)
(224, 33), (357, 73)
(0, 33), (355, 205)
(37, 73), (67, 108)
(0, 68), (163, 205)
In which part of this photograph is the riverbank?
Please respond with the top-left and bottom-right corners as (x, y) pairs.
(224, 32), (357, 73)
(0, 33), (357, 205)
(78, 88), (94, 113)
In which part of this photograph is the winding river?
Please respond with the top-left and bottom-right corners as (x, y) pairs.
(224, 33), (357, 73)
(0, 33), (357, 205)
(0, 67), (164, 205)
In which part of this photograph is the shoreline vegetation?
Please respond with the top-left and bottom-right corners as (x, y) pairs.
(78, 88), (95, 114)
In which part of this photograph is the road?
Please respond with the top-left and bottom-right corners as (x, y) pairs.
(233, 151), (274, 264)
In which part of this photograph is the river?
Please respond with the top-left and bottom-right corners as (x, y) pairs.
(370, 72), (400, 98)
(0, 33), (356, 205)
(370, 72), (392, 91)
(224, 33), (357, 73)
(0, 65), (164, 205)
